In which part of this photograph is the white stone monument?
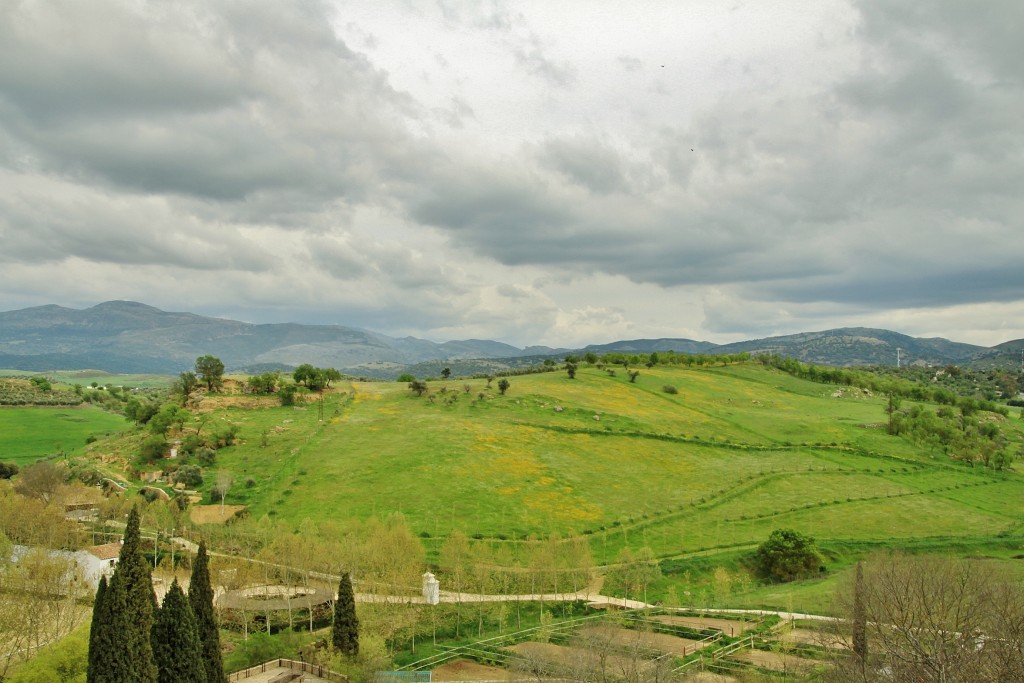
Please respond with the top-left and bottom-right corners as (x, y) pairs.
(422, 571), (440, 605)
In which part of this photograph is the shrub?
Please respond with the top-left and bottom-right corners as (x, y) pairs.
(179, 433), (204, 457)
(196, 447), (217, 467)
(279, 384), (298, 406)
(754, 528), (823, 582)
(175, 464), (203, 487)
(662, 385), (678, 394)
(140, 434), (168, 462)
(211, 425), (240, 449)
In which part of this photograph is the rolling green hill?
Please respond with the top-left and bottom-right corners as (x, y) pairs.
(106, 362), (1023, 575)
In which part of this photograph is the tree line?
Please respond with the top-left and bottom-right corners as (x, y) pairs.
(87, 506), (226, 683)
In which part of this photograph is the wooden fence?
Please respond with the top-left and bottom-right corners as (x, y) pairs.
(228, 658), (347, 682)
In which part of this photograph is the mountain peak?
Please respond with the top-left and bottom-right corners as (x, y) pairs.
(89, 300), (164, 313)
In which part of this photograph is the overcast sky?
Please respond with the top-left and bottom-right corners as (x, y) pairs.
(1, 0), (1021, 348)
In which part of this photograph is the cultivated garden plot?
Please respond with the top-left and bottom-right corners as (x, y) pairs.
(650, 615), (756, 636)
(731, 648), (820, 674)
(507, 640), (658, 680)
(680, 673), (737, 683)
(577, 624), (711, 656)
(780, 628), (849, 650)
(431, 658), (512, 681)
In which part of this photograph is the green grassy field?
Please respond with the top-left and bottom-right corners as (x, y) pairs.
(166, 363), (1024, 570)
(0, 368), (173, 388)
(0, 406), (129, 464)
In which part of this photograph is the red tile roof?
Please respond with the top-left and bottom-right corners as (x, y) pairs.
(87, 542), (122, 561)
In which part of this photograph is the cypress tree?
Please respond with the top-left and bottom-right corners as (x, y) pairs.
(187, 540), (227, 683)
(332, 572), (359, 657)
(152, 579), (206, 683)
(108, 506), (158, 682)
(87, 576), (111, 683)
(852, 561), (868, 671)
(102, 551), (132, 680)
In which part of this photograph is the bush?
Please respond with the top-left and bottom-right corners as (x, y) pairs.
(196, 447), (217, 467)
(179, 432), (204, 457)
(662, 385), (678, 394)
(0, 461), (18, 479)
(754, 528), (823, 582)
(175, 464), (203, 487)
(279, 384), (298, 406)
(223, 632), (292, 672)
(139, 434), (168, 462)
(211, 425), (240, 449)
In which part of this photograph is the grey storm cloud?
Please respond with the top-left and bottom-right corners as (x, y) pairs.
(398, 0), (1024, 312)
(0, 171), (274, 271)
(0, 0), (420, 205)
(0, 0), (1021, 345)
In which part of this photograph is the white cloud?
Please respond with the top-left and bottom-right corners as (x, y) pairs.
(0, 0), (1022, 349)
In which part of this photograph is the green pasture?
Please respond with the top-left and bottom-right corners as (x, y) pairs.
(0, 368), (173, 388)
(0, 405), (128, 464)
(189, 364), (1024, 572)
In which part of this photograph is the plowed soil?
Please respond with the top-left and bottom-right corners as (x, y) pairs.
(432, 659), (511, 681)
(651, 615), (755, 635)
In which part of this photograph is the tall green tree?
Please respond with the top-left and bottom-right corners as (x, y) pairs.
(293, 364), (318, 387)
(152, 579), (205, 683)
(187, 541), (226, 683)
(108, 506), (158, 682)
(87, 576), (114, 683)
(194, 356), (225, 392)
(176, 371), (199, 405)
(332, 572), (359, 657)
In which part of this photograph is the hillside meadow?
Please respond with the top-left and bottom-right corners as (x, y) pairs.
(5, 361), (1024, 680)
(117, 362), (1024, 575)
(0, 406), (128, 465)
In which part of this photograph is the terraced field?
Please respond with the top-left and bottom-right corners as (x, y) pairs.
(188, 363), (1023, 572)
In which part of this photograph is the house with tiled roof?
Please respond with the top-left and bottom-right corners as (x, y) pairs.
(78, 541), (122, 586)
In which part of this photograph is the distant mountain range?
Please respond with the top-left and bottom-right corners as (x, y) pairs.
(0, 301), (1020, 378)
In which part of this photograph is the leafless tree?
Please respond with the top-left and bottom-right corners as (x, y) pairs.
(828, 552), (1024, 682)
(13, 461), (65, 503)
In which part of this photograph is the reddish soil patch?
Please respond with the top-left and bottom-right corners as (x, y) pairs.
(508, 641), (568, 659)
(733, 649), (819, 673)
(508, 640), (654, 679)
(190, 504), (246, 525)
(681, 673), (737, 683)
(781, 628), (849, 650)
(431, 659), (511, 681)
(578, 626), (711, 656)
(652, 615), (756, 636)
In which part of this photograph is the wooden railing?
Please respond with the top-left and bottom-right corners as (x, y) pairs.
(228, 658), (347, 681)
